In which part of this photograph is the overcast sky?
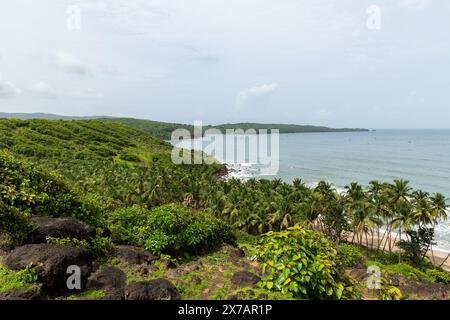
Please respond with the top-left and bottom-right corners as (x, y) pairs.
(0, 0), (449, 128)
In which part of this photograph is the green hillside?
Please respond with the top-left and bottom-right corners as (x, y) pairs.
(0, 118), (172, 164)
(0, 113), (369, 140)
(0, 119), (221, 213)
(100, 118), (369, 140)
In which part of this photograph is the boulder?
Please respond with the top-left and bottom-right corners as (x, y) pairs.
(113, 245), (159, 265)
(231, 271), (261, 287)
(125, 279), (180, 300)
(0, 288), (42, 300)
(87, 265), (126, 290)
(103, 287), (125, 300)
(28, 216), (96, 244)
(3, 244), (92, 292)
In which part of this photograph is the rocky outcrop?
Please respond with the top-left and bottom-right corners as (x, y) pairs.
(28, 216), (96, 244)
(3, 244), (93, 292)
(231, 271), (261, 287)
(113, 245), (159, 265)
(0, 287), (42, 300)
(87, 265), (126, 291)
(87, 265), (127, 300)
(125, 279), (180, 300)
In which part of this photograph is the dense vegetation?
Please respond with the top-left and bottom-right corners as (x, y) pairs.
(256, 227), (355, 299)
(0, 113), (369, 140)
(107, 204), (234, 256)
(0, 118), (448, 300)
(100, 119), (369, 140)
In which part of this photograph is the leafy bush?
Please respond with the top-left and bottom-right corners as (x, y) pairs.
(398, 227), (436, 264)
(426, 269), (450, 284)
(0, 150), (104, 231)
(107, 204), (235, 256)
(0, 203), (33, 245)
(337, 244), (365, 268)
(256, 226), (356, 300)
(381, 263), (429, 282)
(379, 283), (402, 300)
(0, 263), (38, 292)
(105, 205), (149, 245)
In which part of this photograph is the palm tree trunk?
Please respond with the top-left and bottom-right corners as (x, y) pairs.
(439, 252), (450, 268)
(382, 225), (391, 252)
(371, 229), (375, 249)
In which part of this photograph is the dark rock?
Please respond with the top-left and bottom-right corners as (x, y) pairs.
(103, 287), (125, 300)
(159, 258), (176, 269)
(0, 288), (42, 300)
(114, 245), (159, 265)
(190, 275), (202, 285)
(87, 265), (126, 290)
(137, 264), (159, 276)
(28, 216), (96, 244)
(349, 268), (368, 282)
(231, 271), (261, 287)
(3, 244), (92, 292)
(125, 279), (180, 300)
(228, 247), (246, 258)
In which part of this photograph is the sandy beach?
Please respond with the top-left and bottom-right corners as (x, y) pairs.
(347, 232), (450, 271)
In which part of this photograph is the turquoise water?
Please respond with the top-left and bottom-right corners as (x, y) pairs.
(174, 129), (450, 249)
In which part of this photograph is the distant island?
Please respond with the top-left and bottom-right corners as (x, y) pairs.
(0, 112), (369, 140)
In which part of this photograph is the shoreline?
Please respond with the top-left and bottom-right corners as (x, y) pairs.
(346, 232), (450, 271)
(217, 163), (450, 254)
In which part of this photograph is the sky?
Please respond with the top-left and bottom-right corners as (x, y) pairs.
(0, 0), (449, 128)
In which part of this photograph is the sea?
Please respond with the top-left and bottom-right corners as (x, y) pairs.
(172, 129), (450, 251)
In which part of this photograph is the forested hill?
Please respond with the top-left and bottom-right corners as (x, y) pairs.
(0, 113), (369, 140)
(0, 118), (173, 165)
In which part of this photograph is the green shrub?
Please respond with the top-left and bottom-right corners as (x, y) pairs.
(106, 205), (149, 245)
(0, 263), (38, 292)
(379, 284), (402, 300)
(0, 150), (104, 231)
(426, 269), (450, 284)
(0, 203), (33, 245)
(337, 244), (365, 268)
(256, 226), (356, 300)
(107, 204), (235, 256)
(382, 263), (429, 282)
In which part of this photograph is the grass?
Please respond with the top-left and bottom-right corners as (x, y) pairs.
(0, 261), (38, 293)
(66, 290), (105, 300)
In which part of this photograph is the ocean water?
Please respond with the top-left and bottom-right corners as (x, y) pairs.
(173, 129), (450, 250)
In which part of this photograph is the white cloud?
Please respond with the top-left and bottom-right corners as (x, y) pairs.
(237, 83), (278, 105)
(236, 83), (279, 112)
(399, 0), (433, 10)
(29, 81), (58, 98)
(0, 80), (20, 98)
(55, 51), (89, 75)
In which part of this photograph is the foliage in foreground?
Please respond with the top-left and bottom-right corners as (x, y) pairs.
(107, 204), (235, 256)
(0, 262), (38, 293)
(256, 227), (356, 300)
(337, 244), (366, 268)
(0, 150), (103, 246)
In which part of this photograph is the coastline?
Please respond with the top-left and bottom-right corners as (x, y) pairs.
(346, 232), (450, 271)
(218, 163), (450, 267)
